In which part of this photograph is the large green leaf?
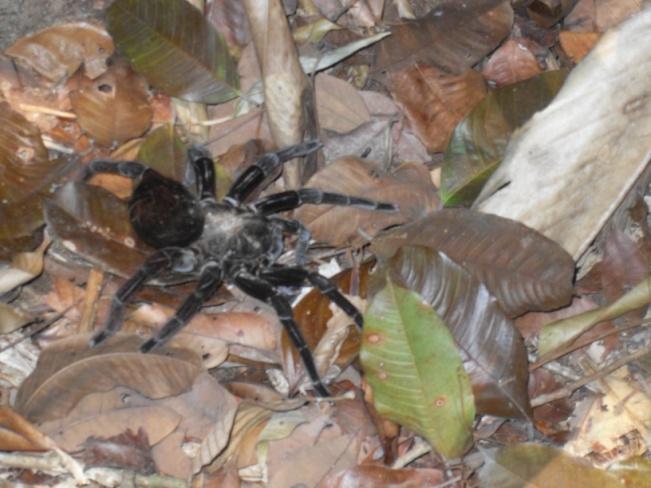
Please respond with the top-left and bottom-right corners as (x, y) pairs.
(361, 276), (475, 459)
(441, 70), (568, 206)
(108, 0), (239, 103)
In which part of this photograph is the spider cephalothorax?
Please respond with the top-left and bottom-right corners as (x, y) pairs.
(84, 142), (397, 396)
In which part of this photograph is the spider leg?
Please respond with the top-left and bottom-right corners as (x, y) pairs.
(187, 146), (216, 200)
(234, 273), (330, 397)
(269, 217), (311, 266)
(140, 262), (223, 352)
(90, 247), (196, 347)
(226, 141), (321, 203)
(252, 188), (398, 215)
(260, 268), (363, 329)
(82, 159), (148, 180)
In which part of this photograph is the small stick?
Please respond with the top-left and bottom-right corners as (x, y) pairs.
(530, 342), (651, 407)
(18, 103), (76, 119)
(78, 268), (105, 333)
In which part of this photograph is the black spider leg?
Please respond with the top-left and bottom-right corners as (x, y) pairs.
(234, 273), (330, 397)
(187, 147), (216, 200)
(260, 267), (363, 328)
(269, 217), (311, 266)
(90, 247), (194, 347)
(82, 159), (149, 181)
(226, 141), (322, 203)
(140, 262), (224, 352)
(252, 188), (398, 214)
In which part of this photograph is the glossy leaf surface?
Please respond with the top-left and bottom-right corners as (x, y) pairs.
(108, 0), (239, 103)
(372, 209), (574, 317)
(441, 70), (568, 206)
(375, 246), (531, 419)
(362, 277), (475, 458)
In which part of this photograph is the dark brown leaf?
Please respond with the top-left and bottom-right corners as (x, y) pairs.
(376, 246), (531, 419)
(481, 38), (542, 86)
(389, 64), (486, 152)
(375, 1), (513, 75)
(372, 209), (575, 317)
(295, 157), (439, 247)
(81, 428), (157, 474)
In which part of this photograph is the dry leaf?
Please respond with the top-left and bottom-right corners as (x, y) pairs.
(0, 406), (50, 451)
(5, 22), (114, 82)
(482, 38), (542, 86)
(390, 63), (486, 152)
(70, 60), (152, 146)
(559, 31), (601, 63)
(316, 73), (370, 134)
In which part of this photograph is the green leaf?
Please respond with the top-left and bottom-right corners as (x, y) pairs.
(441, 70), (568, 206)
(137, 123), (188, 181)
(361, 277), (475, 459)
(108, 0), (239, 103)
(478, 443), (625, 488)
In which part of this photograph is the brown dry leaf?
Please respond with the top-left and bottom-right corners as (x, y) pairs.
(15, 334), (202, 423)
(321, 465), (445, 488)
(243, 0), (311, 188)
(0, 238), (49, 295)
(527, 0), (576, 28)
(559, 31), (601, 63)
(70, 60), (152, 147)
(207, 0), (251, 49)
(0, 406), (50, 451)
(80, 428), (157, 475)
(39, 387), (181, 452)
(314, 0), (384, 28)
(375, 1), (513, 74)
(316, 73), (370, 134)
(0, 303), (34, 334)
(594, 0), (644, 31)
(5, 22), (114, 82)
(295, 157), (439, 247)
(482, 38), (542, 87)
(390, 63), (486, 152)
(207, 108), (271, 158)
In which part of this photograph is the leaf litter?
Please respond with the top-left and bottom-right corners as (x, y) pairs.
(1, 0), (651, 486)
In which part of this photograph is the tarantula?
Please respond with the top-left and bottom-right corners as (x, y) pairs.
(84, 141), (397, 396)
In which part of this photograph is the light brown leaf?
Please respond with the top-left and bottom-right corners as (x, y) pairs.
(296, 156), (439, 247)
(0, 406), (50, 451)
(316, 73), (370, 134)
(321, 465), (445, 488)
(5, 22), (114, 81)
(70, 60), (152, 146)
(390, 63), (486, 152)
(15, 334), (203, 423)
(482, 38), (542, 87)
(559, 31), (601, 63)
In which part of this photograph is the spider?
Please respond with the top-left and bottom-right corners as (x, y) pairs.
(83, 141), (397, 396)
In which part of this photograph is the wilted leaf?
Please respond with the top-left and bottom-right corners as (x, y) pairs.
(0, 303), (34, 334)
(558, 31), (601, 63)
(389, 63), (486, 152)
(478, 443), (625, 488)
(481, 38), (542, 87)
(137, 123), (188, 181)
(108, 0), (239, 103)
(376, 246), (531, 419)
(315, 73), (370, 134)
(15, 334), (203, 423)
(362, 276), (475, 458)
(441, 70), (568, 206)
(70, 61), (152, 146)
(5, 22), (114, 81)
(80, 428), (156, 475)
(295, 157), (438, 247)
(474, 11), (651, 259)
(0, 238), (49, 295)
(375, 1), (513, 74)
(373, 209), (574, 317)
(44, 181), (152, 279)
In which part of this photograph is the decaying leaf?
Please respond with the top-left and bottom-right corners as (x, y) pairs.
(108, 0), (239, 103)
(0, 406), (50, 451)
(362, 276), (475, 458)
(321, 465), (445, 488)
(372, 209), (574, 317)
(15, 334), (202, 423)
(0, 303), (34, 334)
(481, 38), (542, 87)
(389, 63), (486, 152)
(295, 156), (438, 247)
(375, 246), (531, 419)
(5, 22), (114, 81)
(70, 60), (152, 146)
(475, 10), (651, 259)
(558, 31), (601, 63)
(136, 123), (188, 181)
(375, 1), (513, 74)
(478, 443), (625, 487)
(315, 73), (370, 134)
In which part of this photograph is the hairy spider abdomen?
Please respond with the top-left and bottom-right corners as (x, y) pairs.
(129, 169), (204, 248)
